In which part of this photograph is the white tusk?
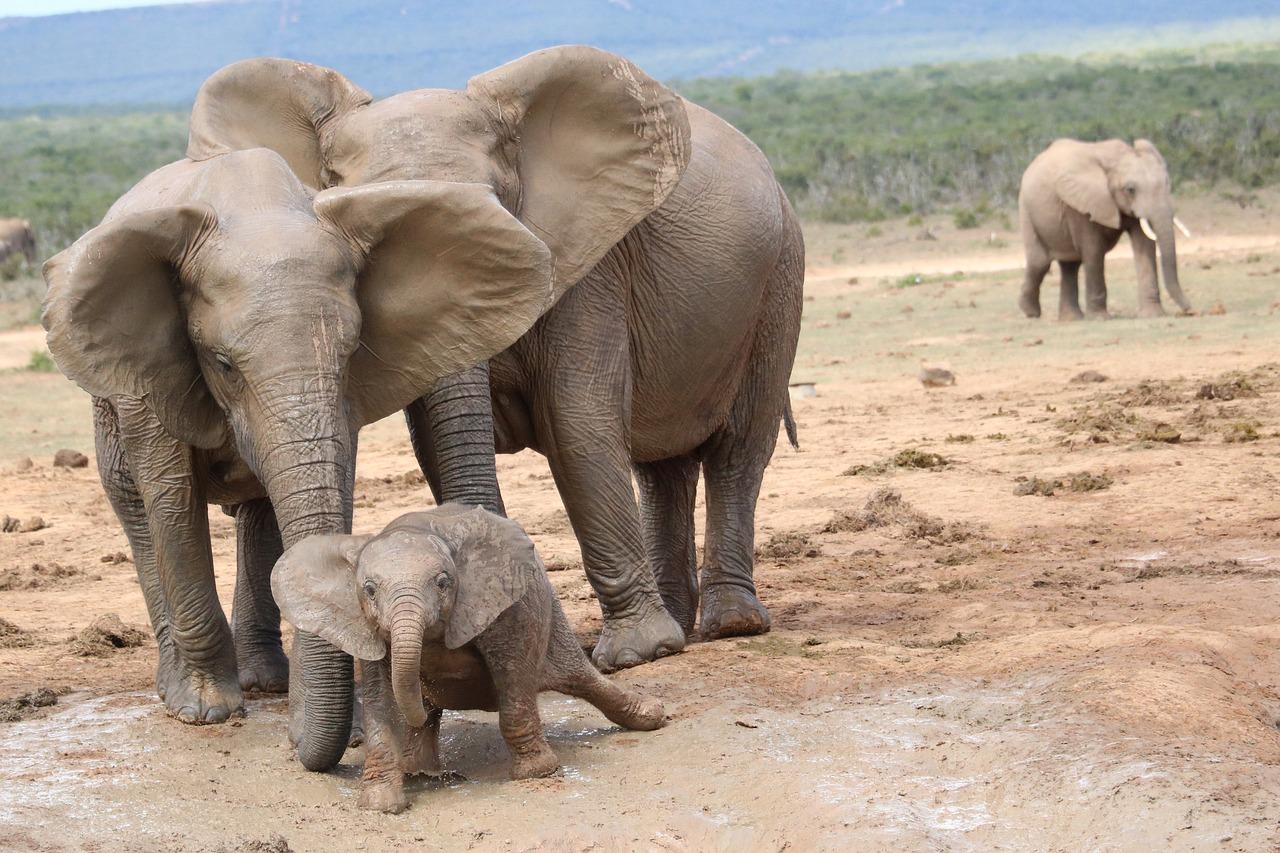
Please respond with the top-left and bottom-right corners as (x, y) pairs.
(1173, 216), (1192, 238)
(1139, 218), (1158, 241)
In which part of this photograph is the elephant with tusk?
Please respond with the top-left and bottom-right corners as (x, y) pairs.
(1018, 138), (1192, 320)
(272, 505), (667, 813)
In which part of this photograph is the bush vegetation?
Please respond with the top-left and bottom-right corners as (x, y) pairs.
(0, 42), (1278, 257)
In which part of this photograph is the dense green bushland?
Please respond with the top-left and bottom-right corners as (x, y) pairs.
(678, 45), (1280, 222)
(1, 43), (1278, 266)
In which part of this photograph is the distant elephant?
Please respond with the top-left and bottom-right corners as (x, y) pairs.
(188, 46), (804, 676)
(273, 505), (666, 813)
(46, 50), (687, 773)
(1018, 138), (1192, 320)
(0, 218), (36, 265)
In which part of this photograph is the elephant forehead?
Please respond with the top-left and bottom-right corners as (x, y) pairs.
(361, 529), (450, 568)
(329, 90), (510, 188)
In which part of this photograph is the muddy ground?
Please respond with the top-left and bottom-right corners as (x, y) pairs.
(1, 194), (1279, 851)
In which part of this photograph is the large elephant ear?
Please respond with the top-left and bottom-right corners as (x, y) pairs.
(396, 506), (535, 650)
(467, 45), (692, 299)
(272, 534), (384, 661)
(187, 58), (372, 189)
(1054, 145), (1121, 230)
(315, 180), (553, 426)
(41, 206), (227, 449)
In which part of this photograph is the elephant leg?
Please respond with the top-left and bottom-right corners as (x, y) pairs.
(1130, 226), (1164, 317)
(545, 610), (665, 731)
(634, 455), (701, 637)
(1078, 232), (1111, 319)
(535, 381), (685, 671)
(402, 708), (444, 777)
(1019, 236), (1051, 319)
(230, 498), (289, 694)
(93, 397), (179, 700)
(403, 398), (444, 506)
(1058, 261), (1084, 321)
(354, 658), (408, 813)
(114, 397), (242, 724)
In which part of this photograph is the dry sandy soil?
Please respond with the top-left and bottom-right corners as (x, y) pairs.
(1, 193), (1279, 851)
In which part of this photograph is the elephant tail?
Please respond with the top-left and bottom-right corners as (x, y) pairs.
(782, 400), (799, 450)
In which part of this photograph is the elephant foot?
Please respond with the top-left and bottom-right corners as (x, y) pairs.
(154, 637), (180, 701)
(591, 604), (685, 673)
(358, 780), (407, 814)
(699, 584), (771, 641)
(236, 645), (289, 695)
(510, 742), (559, 780)
(1018, 295), (1042, 318)
(1057, 306), (1085, 322)
(617, 695), (667, 731)
(162, 665), (245, 725)
(1138, 303), (1166, 318)
(656, 585), (698, 638)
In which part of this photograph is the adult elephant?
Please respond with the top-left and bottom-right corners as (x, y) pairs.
(0, 218), (36, 265)
(1019, 138), (1192, 320)
(188, 46), (803, 673)
(45, 51), (688, 773)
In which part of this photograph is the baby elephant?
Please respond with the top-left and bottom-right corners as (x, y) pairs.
(272, 505), (666, 812)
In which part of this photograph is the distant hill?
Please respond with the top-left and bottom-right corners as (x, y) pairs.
(1, 0), (1280, 107)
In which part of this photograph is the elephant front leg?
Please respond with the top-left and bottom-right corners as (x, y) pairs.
(231, 498), (289, 694)
(116, 398), (243, 724)
(94, 398), (180, 701)
(355, 659), (408, 813)
(539, 404), (685, 672)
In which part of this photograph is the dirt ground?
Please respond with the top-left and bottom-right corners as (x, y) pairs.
(1, 192), (1279, 851)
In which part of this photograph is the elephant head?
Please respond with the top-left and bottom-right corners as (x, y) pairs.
(272, 506), (536, 728)
(1051, 138), (1192, 313)
(42, 148), (552, 767)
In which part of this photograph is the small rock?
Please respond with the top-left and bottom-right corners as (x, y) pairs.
(919, 367), (956, 388)
(835, 310), (852, 320)
(53, 449), (88, 469)
(1024, 338), (1044, 347)
(1069, 370), (1108, 384)
(18, 517), (45, 533)
(1206, 301), (1227, 316)
(100, 551), (130, 564)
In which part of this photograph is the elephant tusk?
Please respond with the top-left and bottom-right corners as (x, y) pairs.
(1173, 216), (1193, 238)
(1139, 218), (1158, 241)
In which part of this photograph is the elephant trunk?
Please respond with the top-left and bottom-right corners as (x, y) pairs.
(1154, 219), (1191, 313)
(388, 593), (429, 728)
(409, 363), (506, 515)
(257, 385), (356, 772)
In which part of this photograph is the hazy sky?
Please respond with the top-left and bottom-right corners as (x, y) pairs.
(0, 0), (203, 15)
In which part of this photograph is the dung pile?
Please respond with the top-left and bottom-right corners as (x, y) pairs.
(824, 487), (977, 544)
(68, 613), (149, 657)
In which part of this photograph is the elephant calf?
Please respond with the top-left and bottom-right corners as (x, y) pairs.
(272, 504), (666, 813)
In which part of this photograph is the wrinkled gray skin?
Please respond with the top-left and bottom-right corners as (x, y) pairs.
(43, 147), (557, 772)
(189, 47), (805, 683)
(1019, 138), (1192, 320)
(0, 218), (36, 265)
(273, 506), (666, 813)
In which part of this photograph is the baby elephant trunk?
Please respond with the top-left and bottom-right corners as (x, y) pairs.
(389, 595), (429, 728)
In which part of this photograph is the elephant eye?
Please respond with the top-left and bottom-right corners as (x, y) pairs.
(435, 572), (453, 590)
(214, 352), (235, 374)
(1124, 183), (1137, 195)
(363, 580), (376, 599)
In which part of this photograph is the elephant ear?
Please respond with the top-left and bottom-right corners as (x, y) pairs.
(1134, 138), (1167, 167)
(41, 206), (227, 449)
(187, 58), (372, 189)
(272, 534), (384, 661)
(315, 180), (553, 426)
(1055, 147), (1121, 230)
(467, 45), (692, 299)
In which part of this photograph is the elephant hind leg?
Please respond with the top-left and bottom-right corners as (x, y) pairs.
(634, 455), (700, 637)
(1020, 233), (1052, 319)
(544, 613), (665, 731)
(1058, 261), (1085, 321)
(697, 213), (802, 642)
